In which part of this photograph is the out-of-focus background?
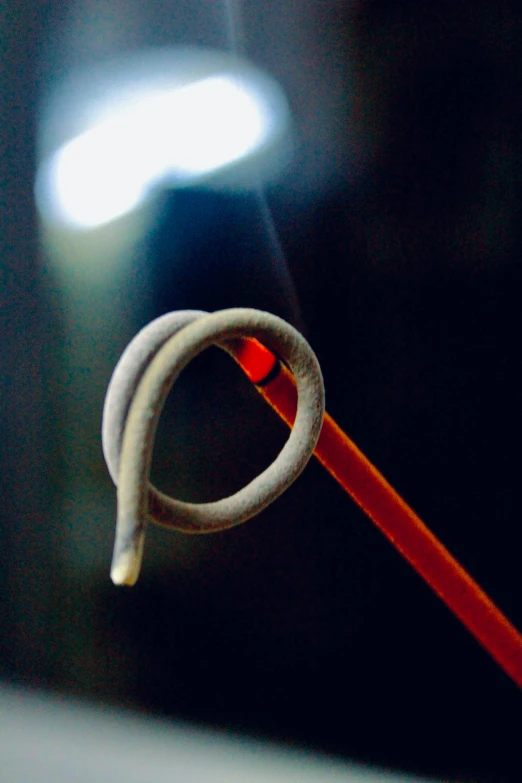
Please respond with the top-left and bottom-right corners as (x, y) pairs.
(1, 0), (521, 781)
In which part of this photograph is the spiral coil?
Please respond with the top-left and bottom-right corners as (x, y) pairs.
(102, 308), (325, 586)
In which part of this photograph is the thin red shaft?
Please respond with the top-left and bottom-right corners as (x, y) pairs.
(233, 339), (522, 688)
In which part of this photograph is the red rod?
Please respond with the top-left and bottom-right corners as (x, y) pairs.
(233, 338), (522, 688)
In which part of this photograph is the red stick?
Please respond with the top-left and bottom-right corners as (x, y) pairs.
(233, 338), (522, 688)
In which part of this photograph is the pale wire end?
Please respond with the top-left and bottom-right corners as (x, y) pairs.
(110, 524), (146, 586)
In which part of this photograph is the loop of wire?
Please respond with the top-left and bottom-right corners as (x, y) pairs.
(102, 308), (325, 586)
(102, 307), (522, 686)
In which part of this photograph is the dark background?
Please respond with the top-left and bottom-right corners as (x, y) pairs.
(1, 1), (521, 781)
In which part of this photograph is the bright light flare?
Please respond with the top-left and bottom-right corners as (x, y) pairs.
(37, 74), (278, 230)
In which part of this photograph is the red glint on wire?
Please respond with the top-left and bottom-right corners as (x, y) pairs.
(233, 338), (522, 689)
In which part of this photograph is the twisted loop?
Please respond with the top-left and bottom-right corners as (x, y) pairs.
(102, 308), (325, 585)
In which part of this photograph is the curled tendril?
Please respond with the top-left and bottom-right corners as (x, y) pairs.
(102, 308), (325, 586)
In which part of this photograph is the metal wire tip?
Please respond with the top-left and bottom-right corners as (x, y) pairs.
(110, 519), (146, 586)
(110, 550), (143, 587)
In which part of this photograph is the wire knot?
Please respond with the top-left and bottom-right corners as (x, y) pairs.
(102, 308), (325, 585)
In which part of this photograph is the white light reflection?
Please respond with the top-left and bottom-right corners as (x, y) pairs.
(37, 75), (275, 230)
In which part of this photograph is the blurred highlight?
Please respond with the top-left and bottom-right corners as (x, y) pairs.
(36, 48), (291, 230)
(0, 685), (431, 783)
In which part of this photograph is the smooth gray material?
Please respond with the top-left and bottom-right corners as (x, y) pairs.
(102, 310), (207, 486)
(103, 309), (325, 584)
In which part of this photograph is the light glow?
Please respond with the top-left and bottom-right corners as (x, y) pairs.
(37, 75), (274, 230)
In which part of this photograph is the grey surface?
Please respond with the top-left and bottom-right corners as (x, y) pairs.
(104, 308), (325, 585)
(0, 685), (436, 783)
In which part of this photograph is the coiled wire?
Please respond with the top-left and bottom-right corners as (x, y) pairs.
(102, 308), (325, 586)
